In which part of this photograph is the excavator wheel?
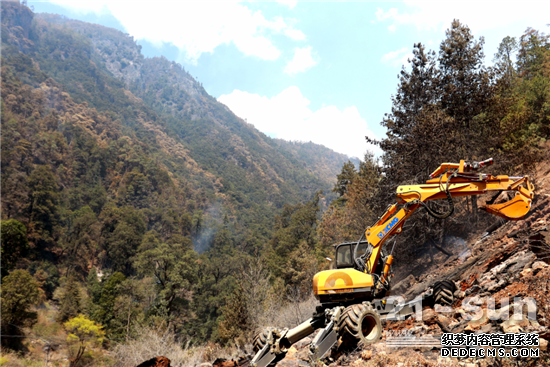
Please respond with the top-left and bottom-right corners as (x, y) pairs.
(433, 280), (456, 306)
(253, 327), (274, 353)
(338, 302), (382, 347)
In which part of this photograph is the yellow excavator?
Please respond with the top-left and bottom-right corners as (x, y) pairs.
(251, 159), (535, 367)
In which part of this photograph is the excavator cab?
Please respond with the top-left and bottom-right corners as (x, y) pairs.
(335, 243), (353, 268)
(335, 241), (387, 273)
(334, 241), (369, 269)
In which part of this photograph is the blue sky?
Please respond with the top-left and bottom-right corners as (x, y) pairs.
(29, 0), (549, 159)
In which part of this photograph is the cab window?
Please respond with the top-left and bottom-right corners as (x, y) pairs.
(355, 242), (368, 258)
(336, 245), (352, 268)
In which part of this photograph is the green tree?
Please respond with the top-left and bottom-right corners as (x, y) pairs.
(0, 219), (29, 278)
(28, 260), (60, 299)
(1, 269), (40, 350)
(183, 227), (241, 342)
(371, 20), (498, 260)
(378, 42), (440, 180)
(134, 235), (198, 322)
(92, 272), (126, 337)
(100, 206), (146, 275)
(192, 210), (203, 235)
(438, 19), (494, 130)
(64, 314), (105, 367)
(124, 168), (150, 208)
(318, 153), (381, 259)
(332, 161), (356, 198)
(62, 206), (101, 276)
(57, 275), (82, 322)
(494, 36), (518, 83)
(516, 28), (550, 139)
(267, 193), (320, 286)
(483, 29), (549, 169)
(517, 28), (550, 79)
(113, 277), (155, 340)
(218, 283), (249, 346)
(86, 267), (102, 305)
(27, 165), (59, 249)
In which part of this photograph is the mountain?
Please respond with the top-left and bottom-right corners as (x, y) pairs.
(1, 0), (353, 255)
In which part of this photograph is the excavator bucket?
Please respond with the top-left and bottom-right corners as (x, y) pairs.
(481, 192), (533, 220)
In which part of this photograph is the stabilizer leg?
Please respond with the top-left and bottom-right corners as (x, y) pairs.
(251, 310), (325, 367)
(250, 343), (284, 367)
(309, 319), (338, 361)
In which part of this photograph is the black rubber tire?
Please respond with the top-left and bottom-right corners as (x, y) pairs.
(433, 280), (456, 306)
(253, 327), (273, 353)
(338, 303), (382, 346)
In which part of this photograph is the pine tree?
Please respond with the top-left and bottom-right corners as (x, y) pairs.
(92, 272), (126, 337)
(86, 267), (102, 305)
(333, 161), (357, 198)
(494, 36), (518, 84)
(27, 165), (59, 249)
(438, 19), (494, 130)
(267, 193), (320, 285)
(218, 284), (250, 346)
(58, 275), (82, 322)
(379, 42), (440, 180)
(1, 219), (29, 278)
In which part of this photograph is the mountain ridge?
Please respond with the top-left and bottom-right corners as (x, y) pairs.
(1, 1), (356, 254)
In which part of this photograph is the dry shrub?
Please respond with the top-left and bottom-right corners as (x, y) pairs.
(200, 342), (242, 363)
(32, 304), (64, 339)
(258, 293), (319, 331)
(113, 325), (242, 367)
(113, 325), (197, 367)
(0, 353), (25, 367)
(0, 353), (45, 367)
(228, 257), (321, 343)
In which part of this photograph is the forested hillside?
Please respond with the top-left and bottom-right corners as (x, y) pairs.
(2, 1), (549, 366)
(0, 0), (349, 351)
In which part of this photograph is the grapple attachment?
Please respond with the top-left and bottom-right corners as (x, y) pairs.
(488, 195), (531, 220)
(481, 179), (535, 220)
(427, 159), (535, 222)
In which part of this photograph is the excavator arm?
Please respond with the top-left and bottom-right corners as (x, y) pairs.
(364, 158), (535, 292)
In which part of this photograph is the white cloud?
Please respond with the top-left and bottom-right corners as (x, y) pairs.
(284, 46), (318, 75)
(276, 0), (298, 9)
(375, 0), (549, 34)
(218, 87), (380, 158)
(381, 47), (412, 68)
(47, 0), (306, 63)
(284, 27), (307, 41)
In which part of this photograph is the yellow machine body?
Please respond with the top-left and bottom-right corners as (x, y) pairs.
(313, 268), (374, 296)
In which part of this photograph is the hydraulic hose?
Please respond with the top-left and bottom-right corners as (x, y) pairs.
(353, 232), (367, 271)
(420, 169), (457, 219)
